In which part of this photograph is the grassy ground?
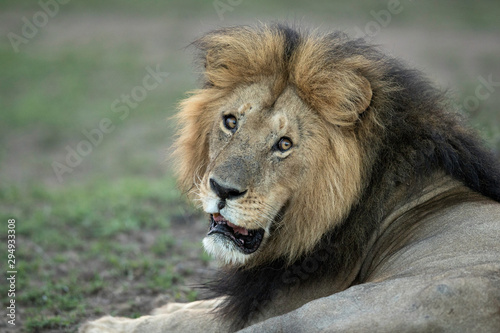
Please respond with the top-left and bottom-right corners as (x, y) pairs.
(1, 1), (499, 332)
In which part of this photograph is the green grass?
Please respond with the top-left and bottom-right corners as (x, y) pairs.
(0, 42), (180, 140)
(0, 5), (204, 329)
(0, 176), (204, 331)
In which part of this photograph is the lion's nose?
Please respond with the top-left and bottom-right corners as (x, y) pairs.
(210, 178), (247, 203)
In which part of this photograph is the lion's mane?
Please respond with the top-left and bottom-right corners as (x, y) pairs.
(172, 24), (500, 330)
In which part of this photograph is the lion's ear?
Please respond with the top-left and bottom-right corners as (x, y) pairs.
(292, 64), (374, 126)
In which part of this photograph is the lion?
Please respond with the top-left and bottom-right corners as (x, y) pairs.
(81, 24), (500, 332)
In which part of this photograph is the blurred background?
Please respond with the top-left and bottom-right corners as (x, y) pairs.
(1, 0), (499, 331)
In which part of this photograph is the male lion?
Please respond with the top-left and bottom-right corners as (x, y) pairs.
(81, 24), (500, 332)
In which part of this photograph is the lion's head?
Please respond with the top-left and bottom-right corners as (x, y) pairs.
(173, 25), (390, 267)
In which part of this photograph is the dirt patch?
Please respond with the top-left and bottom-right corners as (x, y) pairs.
(79, 213), (218, 325)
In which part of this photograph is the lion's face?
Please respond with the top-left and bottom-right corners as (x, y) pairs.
(174, 25), (376, 267)
(199, 83), (311, 264)
(194, 81), (363, 266)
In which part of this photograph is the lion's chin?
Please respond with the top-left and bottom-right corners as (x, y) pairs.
(203, 234), (253, 265)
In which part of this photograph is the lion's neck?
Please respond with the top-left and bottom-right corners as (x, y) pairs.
(356, 173), (483, 283)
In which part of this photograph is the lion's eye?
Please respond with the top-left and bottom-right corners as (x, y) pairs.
(277, 137), (293, 152)
(223, 115), (238, 131)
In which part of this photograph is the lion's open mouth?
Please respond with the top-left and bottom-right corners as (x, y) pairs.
(207, 213), (265, 254)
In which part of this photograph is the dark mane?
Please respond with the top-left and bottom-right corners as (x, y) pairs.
(197, 24), (500, 330)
